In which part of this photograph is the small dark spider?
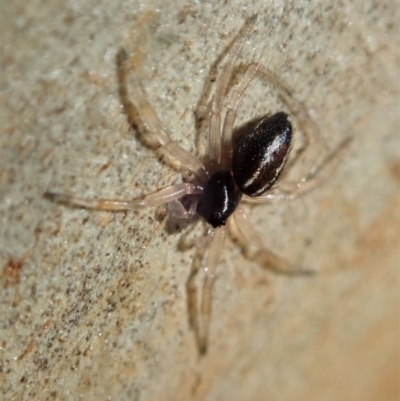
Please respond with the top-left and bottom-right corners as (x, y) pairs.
(45, 17), (349, 354)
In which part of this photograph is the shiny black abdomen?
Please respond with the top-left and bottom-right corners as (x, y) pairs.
(232, 112), (292, 197)
(196, 171), (242, 228)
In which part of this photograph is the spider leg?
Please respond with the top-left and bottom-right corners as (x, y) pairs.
(220, 64), (259, 169)
(116, 49), (208, 182)
(207, 15), (257, 168)
(186, 226), (226, 354)
(44, 182), (202, 211)
(186, 230), (211, 353)
(229, 208), (314, 275)
(199, 226), (226, 353)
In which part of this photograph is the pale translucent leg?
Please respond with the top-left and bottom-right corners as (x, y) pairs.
(211, 16), (257, 114)
(220, 64), (259, 169)
(208, 112), (221, 168)
(116, 49), (208, 182)
(44, 182), (202, 211)
(229, 208), (314, 275)
(186, 230), (212, 354)
(186, 226), (226, 354)
(207, 15), (257, 168)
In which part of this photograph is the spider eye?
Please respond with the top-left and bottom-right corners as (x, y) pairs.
(232, 112), (292, 197)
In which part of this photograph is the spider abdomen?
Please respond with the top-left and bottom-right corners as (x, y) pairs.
(196, 171), (242, 228)
(232, 112), (292, 197)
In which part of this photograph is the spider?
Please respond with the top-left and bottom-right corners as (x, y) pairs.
(45, 16), (349, 354)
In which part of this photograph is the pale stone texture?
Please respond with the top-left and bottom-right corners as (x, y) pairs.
(0, 1), (398, 400)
